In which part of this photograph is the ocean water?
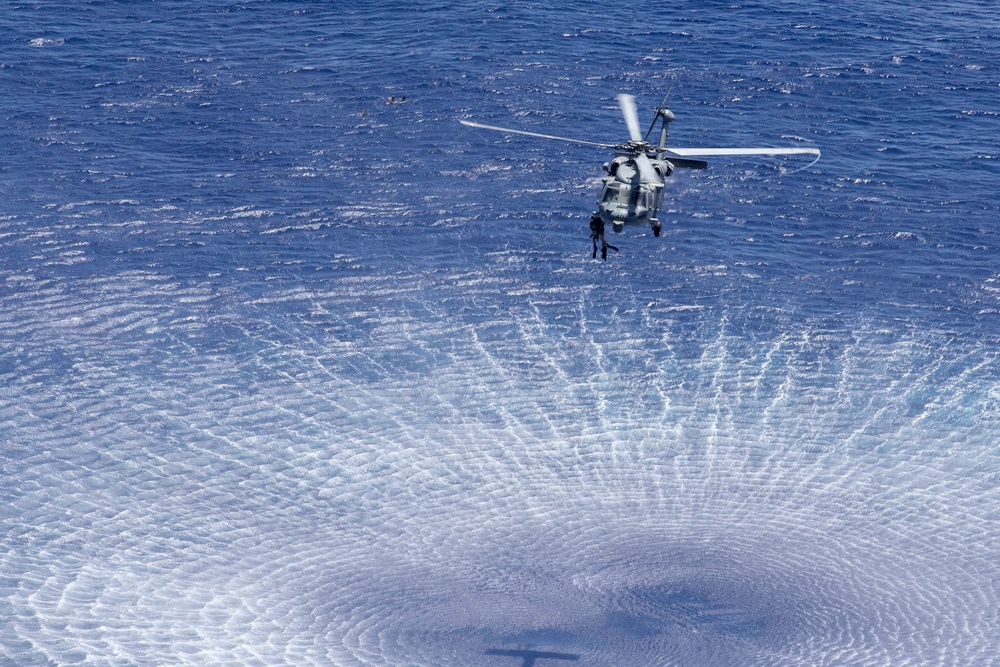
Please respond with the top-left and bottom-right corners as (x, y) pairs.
(2, 1), (999, 665)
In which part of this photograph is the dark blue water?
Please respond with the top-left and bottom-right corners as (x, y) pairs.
(2, 2), (999, 665)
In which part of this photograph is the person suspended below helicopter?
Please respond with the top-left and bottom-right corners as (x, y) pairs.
(590, 213), (619, 261)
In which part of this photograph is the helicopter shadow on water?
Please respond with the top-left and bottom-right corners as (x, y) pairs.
(485, 648), (580, 667)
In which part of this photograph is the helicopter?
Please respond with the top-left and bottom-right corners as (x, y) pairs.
(460, 94), (820, 237)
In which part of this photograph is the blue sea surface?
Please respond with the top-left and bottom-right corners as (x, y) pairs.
(2, 1), (999, 665)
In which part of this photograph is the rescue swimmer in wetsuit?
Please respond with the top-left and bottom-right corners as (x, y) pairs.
(589, 213), (619, 260)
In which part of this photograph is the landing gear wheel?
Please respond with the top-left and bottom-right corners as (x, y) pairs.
(612, 223), (624, 234)
(652, 220), (661, 237)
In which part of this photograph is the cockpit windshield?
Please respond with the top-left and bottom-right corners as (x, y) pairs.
(602, 183), (634, 205)
(600, 183), (620, 203)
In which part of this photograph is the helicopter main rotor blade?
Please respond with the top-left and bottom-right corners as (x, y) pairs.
(617, 94), (643, 142)
(617, 94), (660, 181)
(666, 146), (821, 171)
(634, 152), (661, 184)
(665, 147), (820, 157)
(459, 120), (615, 149)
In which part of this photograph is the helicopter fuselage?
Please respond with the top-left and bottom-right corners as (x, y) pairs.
(597, 154), (673, 232)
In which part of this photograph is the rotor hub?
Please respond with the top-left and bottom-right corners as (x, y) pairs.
(616, 139), (654, 155)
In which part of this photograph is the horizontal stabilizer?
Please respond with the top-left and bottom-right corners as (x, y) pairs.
(669, 157), (709, 170)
